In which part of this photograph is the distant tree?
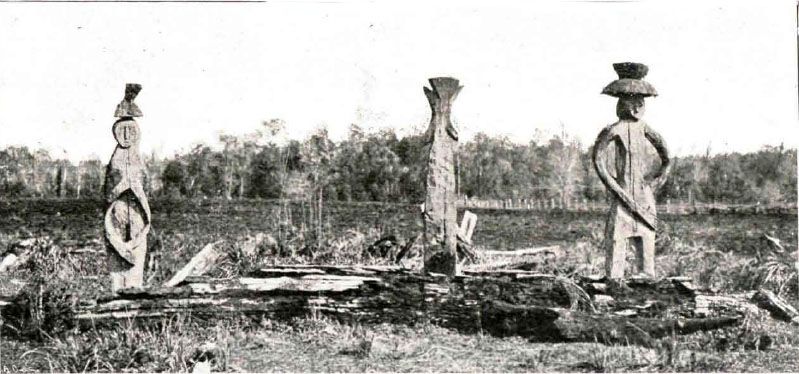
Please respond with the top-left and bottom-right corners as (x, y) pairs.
(459, 133), (515, 199)
(358, 129), (403, 201)
(658, 157), (699, 202)
(541, 128), (582, 203)
(741, 145), (797, 203)
(77, 158), (104, 198)
(54, 160), (68, 198)
(703, 153), (751, 203)
(248, 144), (284, 199)
(300, 127), (336, 249)
(219, 133), (259, 199)
(162, 158), (189, 198)
(331, 124), (366, 201)
(579, 145), (605, 201)
(183, 145), (225, 198)
(0, 122), (795, 206)
(247, 120), (297, 199)
(392, 133), (426, 202)
(142, 152), (165, 196)
(0, 146), (33, 197)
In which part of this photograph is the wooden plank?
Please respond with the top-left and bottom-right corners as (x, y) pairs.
(458, 211), (478, 243)
(480, 246), (561, 257)
(164, 242), (223, 287)
(466, 246), (561, 271)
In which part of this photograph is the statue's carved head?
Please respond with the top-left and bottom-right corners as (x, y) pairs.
(616, 95), (646, 121)
(113, 119), (140, 148)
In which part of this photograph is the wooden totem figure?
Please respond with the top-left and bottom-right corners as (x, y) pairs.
(592, 63), (671, 279)
(422, 77), (462, 276)
(103, 83), (151, 292)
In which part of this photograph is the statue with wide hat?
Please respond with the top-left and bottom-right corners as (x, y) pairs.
(592, 62), (671, 279)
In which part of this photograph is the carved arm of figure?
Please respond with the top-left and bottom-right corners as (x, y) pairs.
(643, 124), (672, 191)
(592, 126), (657, 230)
(103, 163), (119, 204)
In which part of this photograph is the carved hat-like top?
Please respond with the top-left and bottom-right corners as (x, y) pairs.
(601, 62), (658, 98)
(114, 83), (143, 118)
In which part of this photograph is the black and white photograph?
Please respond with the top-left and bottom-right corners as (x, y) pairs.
(0, 0), (797, 372)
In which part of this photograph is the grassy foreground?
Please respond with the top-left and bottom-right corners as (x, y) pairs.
(3, 313), (799, 372)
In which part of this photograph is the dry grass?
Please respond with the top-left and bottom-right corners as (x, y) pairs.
(0, 199), (797, 372)
(6, 312), (793, 373)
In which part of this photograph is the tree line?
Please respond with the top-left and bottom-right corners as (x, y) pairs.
(0, 119), (795, 205)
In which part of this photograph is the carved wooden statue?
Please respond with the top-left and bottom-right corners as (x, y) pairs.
(592, 63), (671, 279)
(422, 77), (462, 276)
(103, 83), (151, 291)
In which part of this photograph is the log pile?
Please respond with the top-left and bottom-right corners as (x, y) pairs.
(63, 265), (773, 346)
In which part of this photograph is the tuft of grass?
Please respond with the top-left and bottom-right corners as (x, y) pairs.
(2, 239), (80, 340)
(2, 315), (240, 373)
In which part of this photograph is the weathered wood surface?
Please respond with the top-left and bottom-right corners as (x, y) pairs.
(62, 266), (758, 345)
(164, 242), (223, 287)
(465, 246), (560, 272)
(593, 63), (671, 279)
(104, 84), (150, 292)
(751, 289), (799, 324)
(422, 77), (462, 276)
(458, 211), (477, 243)
(483, 300), (740, 347)
(480, 246), (561, 257)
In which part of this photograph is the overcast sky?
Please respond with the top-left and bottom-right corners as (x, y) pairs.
(0, 0), (796, 162)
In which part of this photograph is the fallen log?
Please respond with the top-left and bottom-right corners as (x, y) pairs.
(751, 289), (799, 324)
(50, 266), (753, 346)
(482, 300), (741, 347)
(79, 268), (585, 327)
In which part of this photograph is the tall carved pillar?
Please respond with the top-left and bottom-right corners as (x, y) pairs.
(422, 77), (462, 276)
(103, 83), (151, 292)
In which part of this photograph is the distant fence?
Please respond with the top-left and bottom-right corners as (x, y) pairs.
(456, 198), (798, 215)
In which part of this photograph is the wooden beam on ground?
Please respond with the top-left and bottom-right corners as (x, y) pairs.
(466, 246), (561, 271)
(55, 266), (755, 346)
(751, 289), (799, 324)
(482, 300), (741, 347)
(164, 242), (223, 287)
(480, 246), (561, 257)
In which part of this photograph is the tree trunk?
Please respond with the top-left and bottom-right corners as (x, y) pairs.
(224, 172), (233, 200)
(317, 188), (324, 250)
(76, 167), (82, 198)
(238, 173), (245, 198)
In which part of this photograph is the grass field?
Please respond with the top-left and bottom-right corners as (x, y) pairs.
(0, 198), (797, 372)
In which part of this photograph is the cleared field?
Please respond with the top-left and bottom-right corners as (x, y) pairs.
(2, 198), (794, 254)
(0, 199), (797, 372)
